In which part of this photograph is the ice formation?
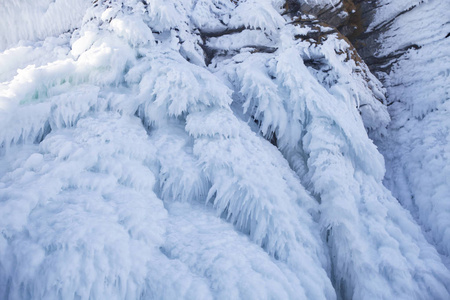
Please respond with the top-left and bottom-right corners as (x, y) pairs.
(0, 0), (449, 299)
(363, 0), (450, 260)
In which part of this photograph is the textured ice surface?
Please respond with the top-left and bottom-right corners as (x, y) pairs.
(0, 0), (90, 51)
(369, 0), (450, 260)
(0, 0), (449, 299)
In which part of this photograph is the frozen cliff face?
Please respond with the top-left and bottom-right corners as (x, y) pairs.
(0, 1), (449, 299)
(354, 0), (450, 261)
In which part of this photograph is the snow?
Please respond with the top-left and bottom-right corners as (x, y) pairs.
(369, 0), (450, 260)
(0, 0), (449, 299)
(0, 0), (90, 51)
(228, 0), (285, 33)
(210, 19), (449, 297)
(367, 0), (426, 32)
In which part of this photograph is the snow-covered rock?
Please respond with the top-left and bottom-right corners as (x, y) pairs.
(356, 0), (450, 261)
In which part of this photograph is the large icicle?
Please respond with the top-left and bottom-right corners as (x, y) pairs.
(134, 52), (335, 299)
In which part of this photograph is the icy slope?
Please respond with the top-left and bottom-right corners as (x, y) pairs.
(0, 1), (449, 299)
(357, 0), (450, 259)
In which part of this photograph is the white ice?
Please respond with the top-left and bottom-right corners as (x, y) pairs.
(0, 0), (449, 299)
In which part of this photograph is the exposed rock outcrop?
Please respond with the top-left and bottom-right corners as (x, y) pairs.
(287, 0), (362, 38)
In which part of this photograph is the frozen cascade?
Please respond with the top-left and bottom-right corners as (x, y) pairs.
(0, 0), (449, 299)
(356, 0), (450, 262)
